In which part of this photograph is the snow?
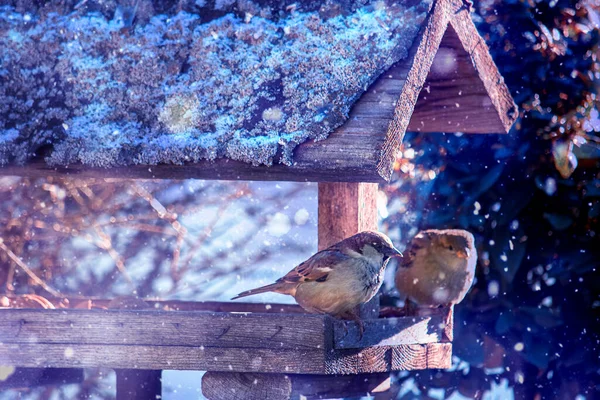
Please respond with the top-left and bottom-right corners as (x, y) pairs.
(0, 0), (432, 168)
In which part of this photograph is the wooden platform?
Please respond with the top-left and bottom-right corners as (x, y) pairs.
(0, 302), (452, 374)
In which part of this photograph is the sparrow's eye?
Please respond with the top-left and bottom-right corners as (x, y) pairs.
(448, 245), (454, 251)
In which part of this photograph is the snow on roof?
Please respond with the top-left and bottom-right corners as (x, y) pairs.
(0, 0), (433, 168)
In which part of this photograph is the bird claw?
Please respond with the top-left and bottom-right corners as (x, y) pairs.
(357, 320), (365, 341)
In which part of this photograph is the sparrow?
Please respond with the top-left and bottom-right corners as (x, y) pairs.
(395, 229), (477, 309)
(233, 231), (403, 335)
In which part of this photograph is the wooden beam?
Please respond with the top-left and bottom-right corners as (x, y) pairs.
(0, 308), (451, 374)
(0, 309), (329, 350)
(447, 0), (518, 133)
(318, 182), (379, 320)
(202, 372), (292, 400)
(202, 372), (391, 400)
(333, 313), (450, 349)
(1, 295), (306, 314)
(289, 372), (391, 400)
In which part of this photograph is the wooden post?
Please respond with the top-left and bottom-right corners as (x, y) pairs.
(202, 372), (390, 400)
(108, 296), (162, 400)
(318, 182), (380, 319)
(115, 369), (162, 400)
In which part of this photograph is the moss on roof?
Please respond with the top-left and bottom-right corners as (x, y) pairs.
(0, 0), (432, 168)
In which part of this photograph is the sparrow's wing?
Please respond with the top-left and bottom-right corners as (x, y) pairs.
(277, 249), (350, 284)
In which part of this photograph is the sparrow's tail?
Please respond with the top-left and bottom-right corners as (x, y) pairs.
(231, 283), (281, 300)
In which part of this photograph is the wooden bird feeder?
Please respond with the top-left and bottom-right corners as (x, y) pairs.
(0, 0), (517, 397)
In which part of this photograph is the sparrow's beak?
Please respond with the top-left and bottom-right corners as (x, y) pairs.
(457, 249), (470, 259)
(386, 246), (403, 258)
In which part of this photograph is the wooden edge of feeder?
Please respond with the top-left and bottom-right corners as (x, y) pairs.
(448, 0), (519, 134)
(0, 305), (453, 374)
(377, 0), (518, 181)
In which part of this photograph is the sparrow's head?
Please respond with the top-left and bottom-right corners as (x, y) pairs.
(344, 231), (403, 259)
(415, 229), (475, 260)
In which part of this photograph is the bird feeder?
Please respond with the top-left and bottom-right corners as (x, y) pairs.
(0, 0), (517, 398)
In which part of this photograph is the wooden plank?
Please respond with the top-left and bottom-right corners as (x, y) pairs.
(289, 373), (390, 400)
(407, 26), (512, 134)
(326, 343), (452, 374)
(0, 343), (327, 373)
(116, 369), (161, 400)
(448, 0), (518, 133)
(333, 314), (449, 349)
(0, 309), (328, 350)
(202, 372), (292, 400)
(318, 182), (379, 320)
(0, 367), (83, 389)
(202, 371), (391, 400)
(377, 0), (452, 181)
(1, 295), (306, 314)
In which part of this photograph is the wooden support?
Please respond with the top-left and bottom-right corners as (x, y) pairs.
(202, 372), (390, 400)
(115, 369), (162, 400)
(0, 307), (451, 374)
(318, 182), (379, 319)
(109, 297), (162, 400)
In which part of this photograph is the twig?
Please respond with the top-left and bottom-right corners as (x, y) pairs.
(0, 238), (62, 297)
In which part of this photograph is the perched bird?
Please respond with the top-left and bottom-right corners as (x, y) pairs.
(233, 231), (403, 334)
(395, 229), (477, 309)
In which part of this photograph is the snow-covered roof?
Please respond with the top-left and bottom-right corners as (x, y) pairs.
(0, 0), (433, 168)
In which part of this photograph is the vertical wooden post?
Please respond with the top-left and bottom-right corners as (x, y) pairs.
(115, 369), (162, 400)
(108, 297), (162, 400)
(318, 182), (380, 319)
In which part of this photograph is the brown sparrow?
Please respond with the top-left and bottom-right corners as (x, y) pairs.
(395, 229), (477, 309)
(233, 231), (402, 333)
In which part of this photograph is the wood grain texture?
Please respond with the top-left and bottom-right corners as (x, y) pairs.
(0, 342), (327, 373)
(324, 343), (450, 374)
(333, 314), (449, 349)
(377, 0), (517, 180)
(0, 307), (452, 373)
(202, 372), (292, 400)
(448, 0), (518, 134)
(378, 0), (452, 180)
(1, 295), (306, 314)
(0, 309), (328, 350)
(202, 372), (391, 400)
(408, 26), (510, 134)
(289, 372), (391, 400)
(318, 182), (379, 320)
(317, 182), (378, 249)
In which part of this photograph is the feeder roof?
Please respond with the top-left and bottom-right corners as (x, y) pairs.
(0, 0), (517, 182)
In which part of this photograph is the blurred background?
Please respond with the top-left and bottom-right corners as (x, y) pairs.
(0, 0), (599, 398)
